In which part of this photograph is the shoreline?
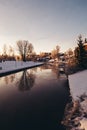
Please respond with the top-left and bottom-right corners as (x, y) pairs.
(62, 69), (87, 130)
(0, 61), (44, 77)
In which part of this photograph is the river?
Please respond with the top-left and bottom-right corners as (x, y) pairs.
(0, 64), (70, 130)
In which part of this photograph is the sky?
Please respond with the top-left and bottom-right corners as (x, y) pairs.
(0, 0), (87, 54)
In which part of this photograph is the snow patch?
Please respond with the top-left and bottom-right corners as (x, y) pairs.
(0, 61), (43, 75)
(69, 70), (87, 100)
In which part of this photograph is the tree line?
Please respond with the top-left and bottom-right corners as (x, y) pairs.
(0, 40), (35, 62)
(65, 35), (87, 73)
(0, 35), (87, 71)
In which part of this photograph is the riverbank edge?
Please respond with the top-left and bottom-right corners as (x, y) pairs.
(0, 62), (44, 77)
(62, 70), (87, 130)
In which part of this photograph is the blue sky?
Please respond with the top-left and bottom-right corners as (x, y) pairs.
(0, 0), (87, 54)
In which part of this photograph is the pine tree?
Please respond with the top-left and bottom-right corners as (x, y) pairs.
(77, 35), (86, 68)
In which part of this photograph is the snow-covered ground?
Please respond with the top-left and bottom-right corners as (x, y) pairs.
(67, 70), (87, 130)
(0, 61), (43, 76)
(69, 70), (87, 101)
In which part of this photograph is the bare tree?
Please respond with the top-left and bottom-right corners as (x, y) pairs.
(56, 45), (60, 54)
(3, 44), (8, 61)
(17, 40), (34, 61)
(3, 44), (7, 56)
(51, 45), (60, 59)
(51, 49), (58, 59)
(9, 45), (14, 56)
(66, 48), (74, 67)
(67, 48), (73, 56)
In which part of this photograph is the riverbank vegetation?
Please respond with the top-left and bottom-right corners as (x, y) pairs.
(65, 35), (87, 75)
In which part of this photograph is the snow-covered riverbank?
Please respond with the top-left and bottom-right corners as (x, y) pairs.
(69, 70), (87, 101)
(0, 61), (44, 77)
(62, 70), (87, 130)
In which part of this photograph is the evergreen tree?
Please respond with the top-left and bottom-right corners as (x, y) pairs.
(76, 35), (86, 68)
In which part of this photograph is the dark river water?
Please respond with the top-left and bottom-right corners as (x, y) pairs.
(0, 64), (70, 130)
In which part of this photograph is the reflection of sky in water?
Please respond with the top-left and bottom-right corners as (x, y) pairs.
(0, 65), (61, 101)
(0, 65), (59, 88)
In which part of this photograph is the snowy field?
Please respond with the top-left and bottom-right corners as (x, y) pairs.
(69, 70), (87, 101)
(68, 70), (87, 130)
(0, 61), (43, 75)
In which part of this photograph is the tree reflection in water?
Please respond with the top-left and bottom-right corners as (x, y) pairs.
(17, 70), (35, 91)
(51, 64), (60, 79)
(4, 74), (15, 84)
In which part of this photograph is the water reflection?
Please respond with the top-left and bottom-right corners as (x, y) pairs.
(40, 64), (60, 78)
(0, 65), (69, 130)
(4, 74), (15, 84)
(17, 70), (35, 91)
(51, 65), (60, 79)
